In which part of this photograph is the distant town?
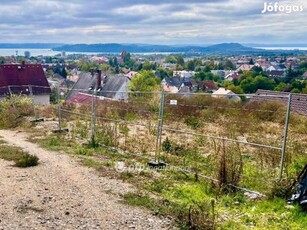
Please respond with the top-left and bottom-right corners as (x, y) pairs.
(0, 43), (307, 106)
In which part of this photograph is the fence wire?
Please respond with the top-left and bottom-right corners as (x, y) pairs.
(2, 84), (298, 195)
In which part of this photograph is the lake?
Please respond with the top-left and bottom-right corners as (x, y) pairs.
(254, 47), (307, 51)
(0, 47), (306, 57)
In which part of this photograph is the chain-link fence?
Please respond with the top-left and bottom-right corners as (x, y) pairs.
(2, 84), (300, 195)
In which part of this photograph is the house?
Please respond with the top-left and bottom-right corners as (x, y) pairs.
(212, 88), (241, 101)
(255, 61), (270, 71)
(236, 64), (254, 72)
(265, 70), (286, 78)
(225, 72), (240, 81)
(162, 63), (176, 69)
(254, 90), (307, 115)
(89, 56), (109, 64)
(211, 70), (225, 78)
(173, 70), (195, 79)
(0, 63), (51, 104)
(161, 77), (182, 93)
(66, 71), (130, 103)
(178, 82), (193, 94)
(125, 71), (138, 80)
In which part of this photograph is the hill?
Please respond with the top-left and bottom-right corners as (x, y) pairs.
(52, 43), (261, 54)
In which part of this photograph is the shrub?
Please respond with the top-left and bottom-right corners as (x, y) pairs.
(162, 137), (172, 153)
(0, 96), (33, 128)
(214, 141), (243, 192)
(15, 154), (39, 168)
(185, 116), (202, 129)
(0, 144), (39, 168)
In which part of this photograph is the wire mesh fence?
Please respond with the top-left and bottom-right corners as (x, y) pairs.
(1, 84), (299, 195)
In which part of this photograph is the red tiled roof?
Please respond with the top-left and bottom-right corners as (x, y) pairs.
(66, 92), (93, 104)
(0, 64), (51, 96)
(254, 90), (307, 115)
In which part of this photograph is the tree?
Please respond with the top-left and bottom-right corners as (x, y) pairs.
(100, 64), (110, 71)
(253, 76), (276, 91)
(61, 68), (67, 79)
(274, 82), (289, 92)
(142, 61), (156, 70)
(129, 70), (160, 92)
(0, 56), (5, 64)
(285, 65), (299, 83)
(185, 59), (202, 71)
(113, 57), (118, 67)
(290, 88), (300, 93)
(225, 60), (235, 70)
(108, 58), (114, 67)
(175, 55), (185, 66)
(155, 67), (169, 80)
(240, 77), (256, 93)
(164, 56), (177, 64)
(291, 80), (306, 91)
(227, 85), (244, 94)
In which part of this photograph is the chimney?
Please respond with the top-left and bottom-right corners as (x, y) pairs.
(90, 68), (94, 77)
(22, 61), (25, 66)
(97, 69), (102, 89)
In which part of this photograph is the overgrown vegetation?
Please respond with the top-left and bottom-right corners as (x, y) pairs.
(3, 93), (307, 229)
(0, 142), (38, 168)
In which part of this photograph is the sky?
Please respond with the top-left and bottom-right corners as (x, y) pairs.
(0, 0), (306, 45)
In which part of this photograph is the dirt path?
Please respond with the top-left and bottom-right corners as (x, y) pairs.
(0, 130), (174, 230)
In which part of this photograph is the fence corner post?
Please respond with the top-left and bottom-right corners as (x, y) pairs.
(279, 93), (292, 182)
(90, 88), (97, 144)
(57, 86), (62, 131)
(154, 90), (166, 162)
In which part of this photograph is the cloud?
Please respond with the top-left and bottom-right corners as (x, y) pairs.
(0, 0), (305, 44)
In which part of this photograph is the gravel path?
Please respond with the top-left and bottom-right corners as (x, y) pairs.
(0, 130), (174, 230)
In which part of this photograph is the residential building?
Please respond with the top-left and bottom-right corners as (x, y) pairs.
(66, 72), (130, 103)
(212, 87), (241, 101)
(225, 72), (240, 81)
(173, 70), (195, 79)
(0, 63), (51, 104)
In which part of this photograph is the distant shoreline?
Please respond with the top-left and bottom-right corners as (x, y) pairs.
(0, 46), (307, 57)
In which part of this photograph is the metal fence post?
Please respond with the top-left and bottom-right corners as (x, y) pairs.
(154, 90), (165, 162)
(279, 93), (292, 181)
(29, 85), (37, 119)
(91, 89), (97, 142)
(57, 86), (62, 131)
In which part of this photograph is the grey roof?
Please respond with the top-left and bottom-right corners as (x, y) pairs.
(67, 72), (129, 101)
(164, 77), (183, 88)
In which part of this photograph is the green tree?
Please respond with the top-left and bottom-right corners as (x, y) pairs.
(0, 56), (5, 64)
(175, 55), (185, 66)
(253, 76), (276, 91)
(227, 85), (244, 94)
(285, 65), (299, 83)
(274, 82), (289, 92)
(291, 88), (300, 93)
(240, 77), (256, 93)
(225, 60), (235, 70)
(291, 80), (306, 91)
(164, 56), (177, 64)
(129, 70), (160, 92)
(155, 67), (169, 80)
(142, 61), (156, 70)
